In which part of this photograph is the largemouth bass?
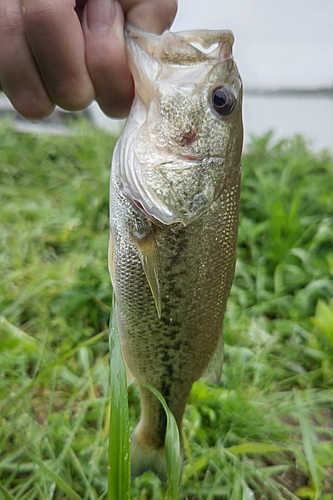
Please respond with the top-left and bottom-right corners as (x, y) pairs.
(109, 23), (243, 481)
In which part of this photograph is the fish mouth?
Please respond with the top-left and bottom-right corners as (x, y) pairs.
(156, 153), (221, 167)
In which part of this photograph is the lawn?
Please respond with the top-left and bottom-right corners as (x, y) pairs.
(0, 119), (332, 499)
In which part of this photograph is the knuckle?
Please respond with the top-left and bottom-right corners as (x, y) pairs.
(10, 90), (55, 120)
(22, 0), (68, 25)
(103, 104), (131, 119)
(50, 76), (95, 111)
(126, 0), (178, 33)
(98, 93), (133, 119)
(0, 6), (23, 36)
(148, 0), (178, 28)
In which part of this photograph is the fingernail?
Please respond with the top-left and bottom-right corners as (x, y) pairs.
(87, 0), (115, 33)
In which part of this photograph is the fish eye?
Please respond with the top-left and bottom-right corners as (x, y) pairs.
(211, 86), (236, 116)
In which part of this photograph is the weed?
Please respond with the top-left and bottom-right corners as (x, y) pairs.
(0, 123), (332, 499)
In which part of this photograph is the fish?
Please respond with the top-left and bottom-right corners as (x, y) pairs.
(109, 22), (243, 482)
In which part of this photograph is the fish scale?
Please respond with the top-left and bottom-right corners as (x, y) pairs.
(109, 23), (243, 481)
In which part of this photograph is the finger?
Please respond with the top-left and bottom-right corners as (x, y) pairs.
(0, 0), (54, 119)
(121, 0), (178, 34)
(22, 0), (95, 111)
(83, 0), (134, 118)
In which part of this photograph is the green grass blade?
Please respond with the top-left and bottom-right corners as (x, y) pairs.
(144, 384), (181, 500)
(295, 391), (320, 496)
(69, 449), (98, 500)
(25, 450), (82, 500)
(108, 305), (130, 500)
(0, 482), (16, 500)
(226, 443), (285, 455)
(0, 329), (108, 416)
(229, 478), (242, 500)
(0, 316), (40, 353)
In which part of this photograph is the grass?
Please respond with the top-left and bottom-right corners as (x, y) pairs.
(108, 301), (130, 500)
(0, 120), (332, 499)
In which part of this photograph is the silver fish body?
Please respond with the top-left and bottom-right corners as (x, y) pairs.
(109, 23), (243, 481)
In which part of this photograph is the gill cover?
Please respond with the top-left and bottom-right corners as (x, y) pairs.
(114, 23), (241, 227)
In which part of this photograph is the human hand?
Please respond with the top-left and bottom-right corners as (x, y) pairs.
(0, 0), (177, 120)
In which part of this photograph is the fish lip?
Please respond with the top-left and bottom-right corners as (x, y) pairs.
(180, 154), (201, 162)
(170, 153), (221, 164)
(152, 154), (223, 174)
(154, 155), (202, 168)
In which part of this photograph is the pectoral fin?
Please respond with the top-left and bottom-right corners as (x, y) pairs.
(108, 230), (116, 288)
(132, 230), (162, 318)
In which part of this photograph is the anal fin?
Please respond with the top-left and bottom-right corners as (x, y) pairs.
(203, 333), (224, 385)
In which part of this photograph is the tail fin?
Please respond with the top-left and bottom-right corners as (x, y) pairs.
(131, 429), (168, 483)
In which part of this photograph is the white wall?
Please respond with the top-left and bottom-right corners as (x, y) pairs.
(172, 0), (333, 90)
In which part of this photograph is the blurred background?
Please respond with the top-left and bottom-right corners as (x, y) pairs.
(0, 0), (332, 151)
(174, 0), (333, 152)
